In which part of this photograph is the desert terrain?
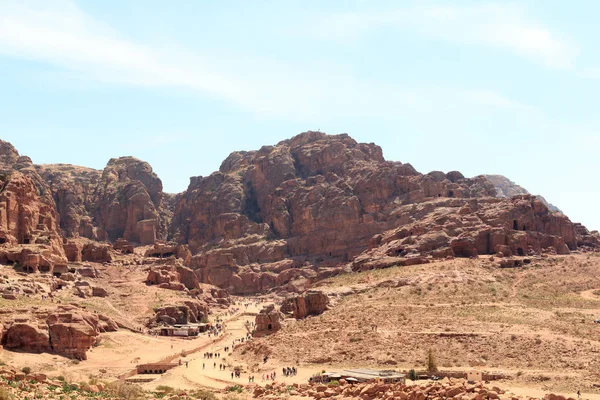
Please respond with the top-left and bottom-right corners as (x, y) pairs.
(0, 252), (599, 399)
(0, 132), (598, 399)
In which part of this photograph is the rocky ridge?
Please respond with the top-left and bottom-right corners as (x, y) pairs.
(0, 132), (598, 297)
(484, 174), (562, 213)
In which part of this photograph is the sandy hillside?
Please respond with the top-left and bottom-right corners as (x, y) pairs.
(238, 253), (600, 395)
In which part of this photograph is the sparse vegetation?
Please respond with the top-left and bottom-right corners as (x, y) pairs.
(427, 348), (438, 373)
(408, 369), (418, 381)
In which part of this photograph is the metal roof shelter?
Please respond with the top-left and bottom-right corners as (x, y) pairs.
(312, 369), (406, 384)
(340, 369), (405, 382)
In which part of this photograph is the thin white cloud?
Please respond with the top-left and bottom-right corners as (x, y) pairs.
(320, 3), (578, 70)
(0, 0), (534, 119)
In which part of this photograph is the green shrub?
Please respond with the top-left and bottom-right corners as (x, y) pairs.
(427, 349), (438, 373)
(155, 385), (174, 394)
(226, 385), (243, 393)
(105, 381), (145, 400)
(20, 367), (31, 375)
(328, 380), (339, 386)
(408, 369), (418, 381)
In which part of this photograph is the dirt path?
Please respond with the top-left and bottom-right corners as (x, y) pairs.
(511, 271), (525, 298)
(141, 301), (265, 390)
(581, 289), (600, 301)
(142, 300), (324, 391)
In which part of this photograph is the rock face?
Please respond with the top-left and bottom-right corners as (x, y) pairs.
(35, 157), (171, 244)
(1, 305), (118, 360)
(150, 300), (209, 327)
(170, 132), (595, 292)
(0, 140), (172, 264)
(146, 259), (200, 291)
(280, 290), (329, 319)
(0, 168), (67, 271)
(93, 157), (168, 244)
(0, 133), (597, 296)
(351, 195), (579, 271)
(144, 241), (192, 264)
(254, 304), (283, 337)
(484, 174), (562, 213)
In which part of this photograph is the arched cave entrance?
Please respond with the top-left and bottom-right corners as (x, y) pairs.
(513, 220), (519, 230)
(517, 248), (525, 256)
(267, 324), (272, 330)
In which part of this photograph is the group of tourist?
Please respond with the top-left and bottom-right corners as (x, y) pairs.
(261, 371), (277, 381)
(203, 351), (220, 359)
(282, 367), (297, 377)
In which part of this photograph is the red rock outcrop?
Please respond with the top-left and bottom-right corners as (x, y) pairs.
(92, 157), (168, 244)
(280, 290), (329, 319)
(1, 305), (117, 360)
(350, 195), (578, 271)
(34, 156), (172, 245)
(254, 304), (283, 337)
(144, 241), (192, 264)
(173, 132), (590, 293)
(150, 300), (209, 327)
(146, 259), (200, 291)
(33, 164), (104, 240)
(0, 167), (67, 271)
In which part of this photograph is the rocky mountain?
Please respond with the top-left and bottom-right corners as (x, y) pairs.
(170, 132), (599, 293)
(484, 174), (562, 213)
(0, 132), (598, 295)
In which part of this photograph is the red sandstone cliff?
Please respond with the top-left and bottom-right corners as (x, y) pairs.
(169, 132), (597, 293)
(0, 132), (598, 295)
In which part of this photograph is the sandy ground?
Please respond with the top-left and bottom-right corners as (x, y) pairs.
(3, 255), (600, 399)
(140, 300), (322, 391)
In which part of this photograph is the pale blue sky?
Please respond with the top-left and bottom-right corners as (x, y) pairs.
(0, 0), (599, 230)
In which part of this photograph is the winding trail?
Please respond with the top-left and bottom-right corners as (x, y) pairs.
(580, 288), (600, 301)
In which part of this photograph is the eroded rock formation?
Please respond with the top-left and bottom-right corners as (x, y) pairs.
(150, 300), (209, 327)
(280, 290), (329, 319)
(254, 304), (283, 337)
(170, 132), (596, 292)
(0, 132), (597, 295)
(0, 305), (117, 360)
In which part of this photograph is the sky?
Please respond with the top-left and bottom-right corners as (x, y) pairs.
(0, 0), (599, 230)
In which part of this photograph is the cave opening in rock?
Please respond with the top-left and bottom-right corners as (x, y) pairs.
(22, 237), (30, 244)
(448, 190), (454, 198)
(513, 220), (519, 230)
(39, 265), (51, 273)
(517, 248), (525, 256)
(267, 324), (272, 330)
(24, 266), (34, 273)
(522, 225), (527, 231)
(0, 237), (6, 244)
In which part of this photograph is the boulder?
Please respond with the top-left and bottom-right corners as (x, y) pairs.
(280, 291), (329, 319)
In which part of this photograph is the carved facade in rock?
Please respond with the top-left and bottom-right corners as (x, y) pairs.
(254, 304), (283, 337)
